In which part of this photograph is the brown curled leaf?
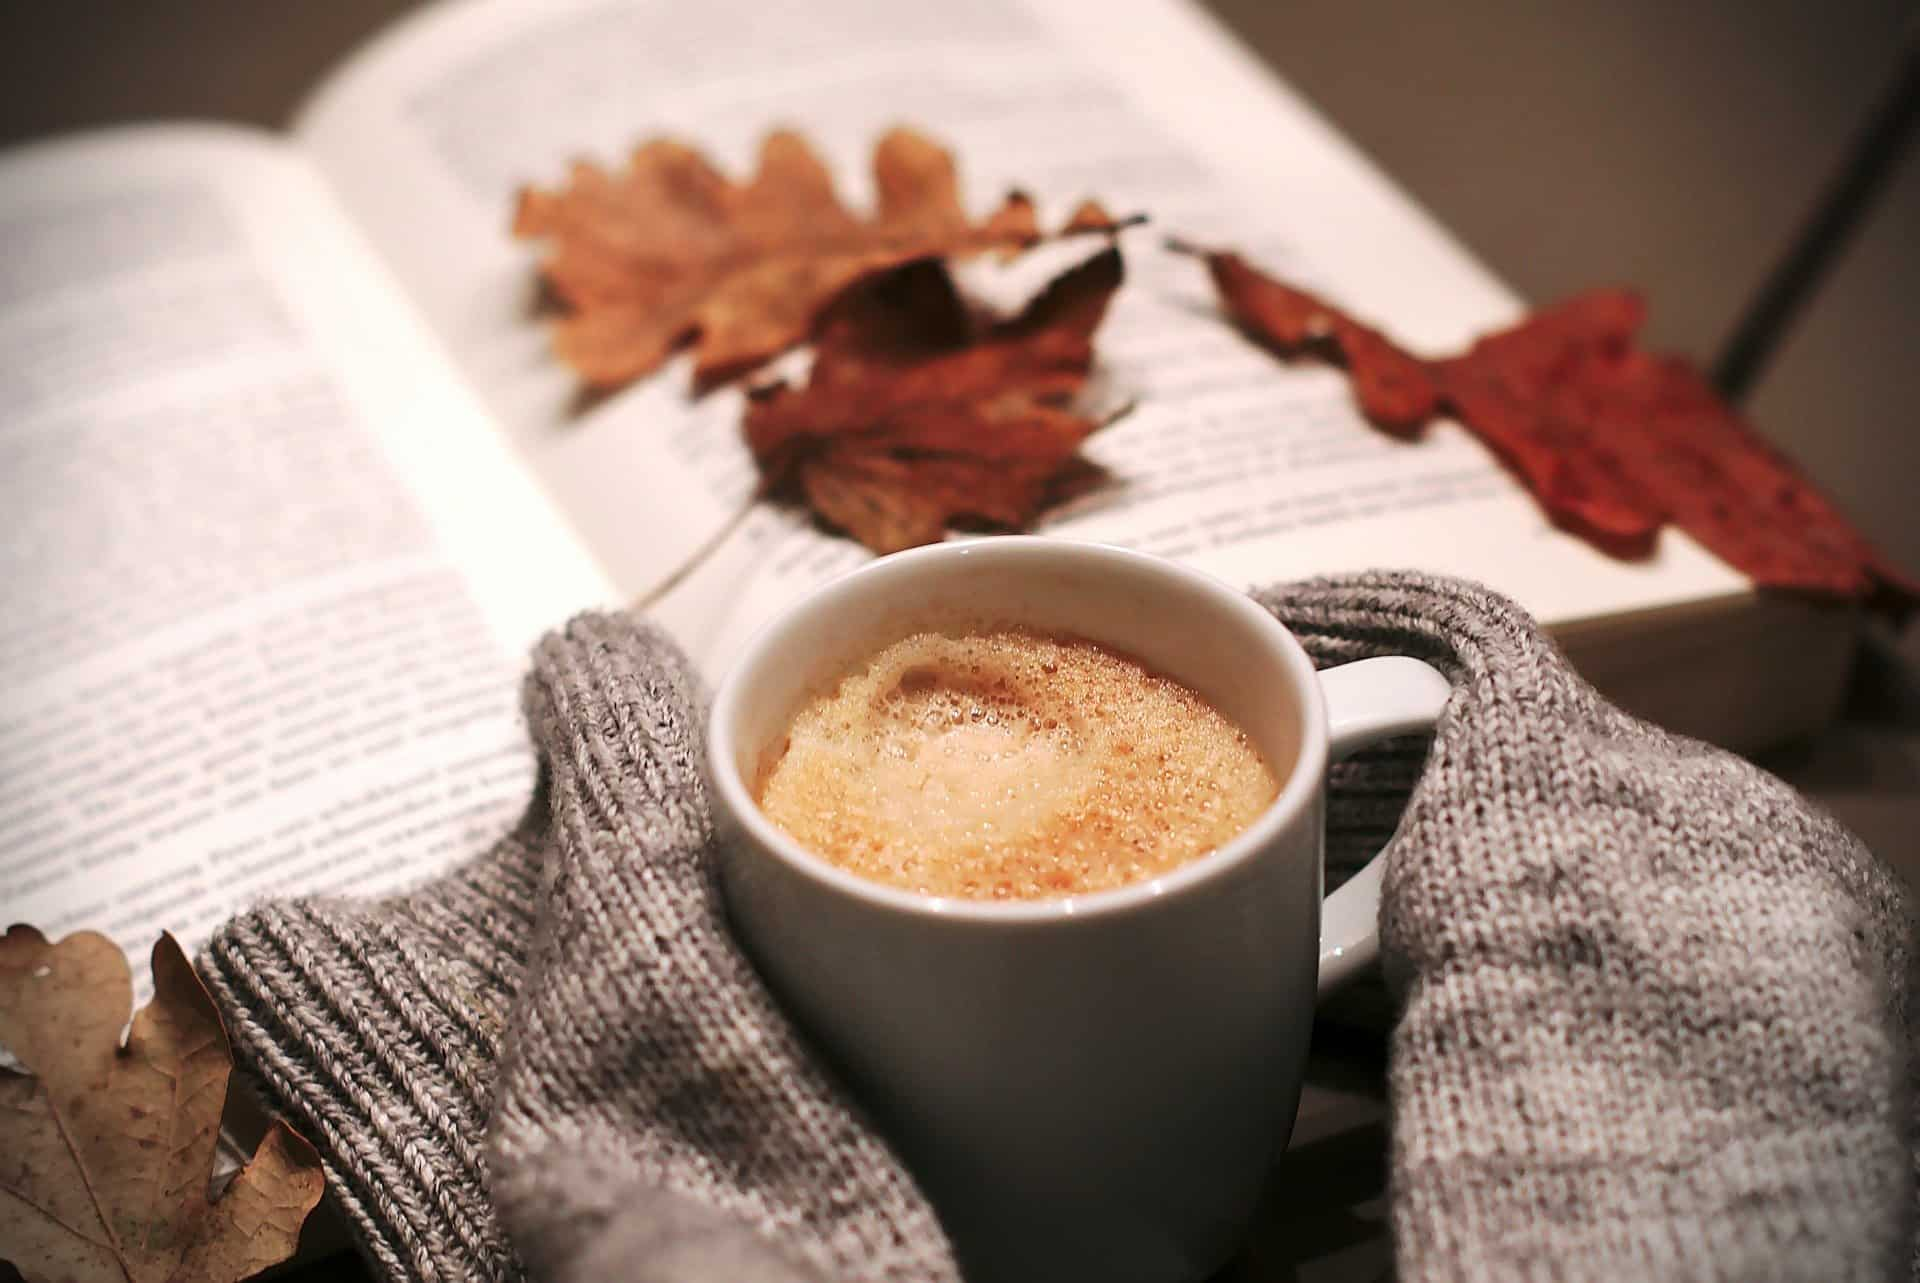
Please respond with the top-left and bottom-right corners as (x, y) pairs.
(0, 927), (325, 1283)
(745, 247), (1125, 554)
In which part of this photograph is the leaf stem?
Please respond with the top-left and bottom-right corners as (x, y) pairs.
(631, 487), (766, 613)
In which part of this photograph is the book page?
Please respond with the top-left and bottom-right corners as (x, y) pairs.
(295, 0), (1750, 680)
(0, 127), (612, 987)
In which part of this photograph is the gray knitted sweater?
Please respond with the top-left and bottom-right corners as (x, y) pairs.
(200, 573), (1918, 1283)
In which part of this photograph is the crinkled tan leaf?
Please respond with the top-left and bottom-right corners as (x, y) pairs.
(0, 928), (324, 1283)
(167, 1124), (324, 1283)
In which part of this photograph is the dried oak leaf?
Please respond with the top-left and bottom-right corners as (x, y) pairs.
(0, 927), (324, 1283)
(515, 125), (1117, 391)
(745, 245), (1124, 554)
(1183, 244), (1919, 607)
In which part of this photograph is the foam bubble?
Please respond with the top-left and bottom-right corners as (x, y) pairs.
(755, 630), (1279, 900)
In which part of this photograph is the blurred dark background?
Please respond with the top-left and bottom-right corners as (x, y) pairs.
(3, 0), (1915, 573)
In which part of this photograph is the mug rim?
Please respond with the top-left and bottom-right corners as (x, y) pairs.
(706, 536), (1330, 926)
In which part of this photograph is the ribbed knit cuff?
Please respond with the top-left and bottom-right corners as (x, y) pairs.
(201, 831), (542, 1283)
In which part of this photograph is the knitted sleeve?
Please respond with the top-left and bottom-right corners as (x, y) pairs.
(202, 613), (957, 1283)
(1259, 574), (1918, 1283)
(201, 576), (1917, 1283)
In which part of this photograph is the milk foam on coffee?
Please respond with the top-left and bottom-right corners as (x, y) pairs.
(754, 628), (1280, 900)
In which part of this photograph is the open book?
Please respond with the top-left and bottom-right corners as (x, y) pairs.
(0, 0), (1856, 983)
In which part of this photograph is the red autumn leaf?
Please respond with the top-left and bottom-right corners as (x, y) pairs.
(1187, 244), (1439, 432)
(514, 126), (1122, 391)
(1180, 243), (1918, 608)
(1429, 291), (1664, 555)
(744, 245), (1124, 554)
(1526, 345), (1912, 602)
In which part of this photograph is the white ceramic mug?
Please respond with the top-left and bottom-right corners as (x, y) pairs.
(707, 538), (1449, 1283)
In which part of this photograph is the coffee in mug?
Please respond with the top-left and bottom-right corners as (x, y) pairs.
(753, 627), (1279, 900)
(709, 538), (1452, 1283)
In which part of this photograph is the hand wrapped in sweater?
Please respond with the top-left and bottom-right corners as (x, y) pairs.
(203, 573), (1917, 1283)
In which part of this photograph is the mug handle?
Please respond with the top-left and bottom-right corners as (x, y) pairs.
(1312, 656), (1452, 996)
